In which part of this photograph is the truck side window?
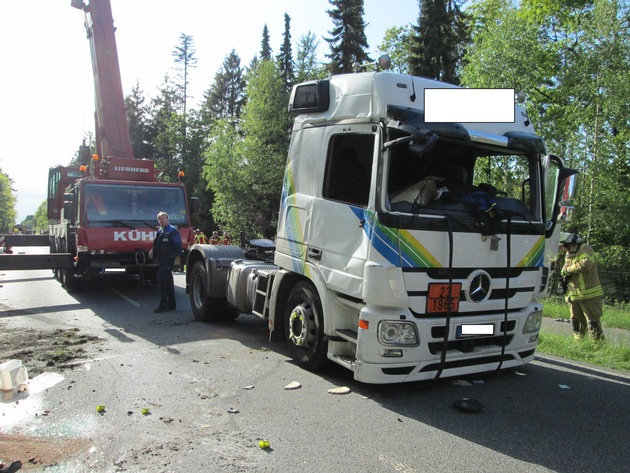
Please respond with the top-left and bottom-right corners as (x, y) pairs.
(323, 134), (374, 207)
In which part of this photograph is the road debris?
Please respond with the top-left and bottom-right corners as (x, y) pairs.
(284, 381), (301, 390)
(0, 460), (22, 473)
(327, 386), (351, 395)
(453, 397), (484, 413)
(451, 379), (472, 386)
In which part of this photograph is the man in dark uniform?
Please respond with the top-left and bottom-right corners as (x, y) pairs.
(149, 211), (182, 313)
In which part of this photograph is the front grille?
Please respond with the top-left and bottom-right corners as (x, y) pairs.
(419, 353), (515, 372)
(428, 335), (514, 355)
(430, 320), (516, 339)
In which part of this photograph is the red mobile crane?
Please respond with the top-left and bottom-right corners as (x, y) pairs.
(0, 0), (195, 289)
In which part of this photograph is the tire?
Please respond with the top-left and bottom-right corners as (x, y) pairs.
(60, 240), (79, 292)
(285, 281), (328, 371)
(189, 262), (238, 322)
(51, 238), (60, 280)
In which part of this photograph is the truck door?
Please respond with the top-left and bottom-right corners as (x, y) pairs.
(306, 125), (377, 298)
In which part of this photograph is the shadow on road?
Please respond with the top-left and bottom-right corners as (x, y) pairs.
(3, 270), (628, 472)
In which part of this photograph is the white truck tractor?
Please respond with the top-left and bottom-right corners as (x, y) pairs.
(185, 70), (577, 384)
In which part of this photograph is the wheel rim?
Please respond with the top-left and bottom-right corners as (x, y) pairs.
(192, 272), (203, 309)
(289, 303), (312, 347)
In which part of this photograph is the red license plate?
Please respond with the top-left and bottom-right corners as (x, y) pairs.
(426, 283), (461, 314)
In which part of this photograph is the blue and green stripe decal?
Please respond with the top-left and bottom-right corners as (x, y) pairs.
(350, 208), (441, 269)
(516, 235), (545, 267)
(281, 165), (308, 276)
(351, 208), (544, 269)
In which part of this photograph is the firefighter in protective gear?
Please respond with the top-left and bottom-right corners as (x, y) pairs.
(559, 232), (604, 340)
(209, 231), (220, 245)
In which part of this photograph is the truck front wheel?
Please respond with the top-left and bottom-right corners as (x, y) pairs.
(285, 281), (328, 370)
(189, 262), (238, 322)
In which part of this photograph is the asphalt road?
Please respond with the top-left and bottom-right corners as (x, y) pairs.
(1, 261), (629, 472)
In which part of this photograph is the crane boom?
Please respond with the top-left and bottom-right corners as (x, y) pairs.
(72, 0), (134, 162)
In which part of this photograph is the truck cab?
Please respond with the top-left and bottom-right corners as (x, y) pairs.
(273, 72), (573, 382)
(187, 71), (576, 384)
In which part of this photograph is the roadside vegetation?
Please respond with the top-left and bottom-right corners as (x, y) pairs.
(539, 297), (630, 372)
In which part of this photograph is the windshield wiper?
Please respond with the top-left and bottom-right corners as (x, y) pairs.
(101, 220), (138, 230)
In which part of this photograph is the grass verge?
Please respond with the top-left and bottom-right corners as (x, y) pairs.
(542, 297), (630, 330)
(538, 332), (630, 372)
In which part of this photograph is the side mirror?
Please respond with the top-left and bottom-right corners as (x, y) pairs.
(63, 193), (76, 224)
(557, 173), (578, 223)
(189, 196), (200, 214)
(545, 155), (578, 238)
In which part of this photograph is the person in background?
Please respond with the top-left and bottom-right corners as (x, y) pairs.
(194, 229), (208, 244)
(559, 232), (604, 340)
(149, 211), (182, 313)
(209, 231), (220, 244)
(220, 231), (232, 245)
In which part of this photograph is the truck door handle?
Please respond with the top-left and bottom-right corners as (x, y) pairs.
(307, 247), (322, 260)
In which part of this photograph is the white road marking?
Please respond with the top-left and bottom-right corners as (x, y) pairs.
(111, 288), (142, 307)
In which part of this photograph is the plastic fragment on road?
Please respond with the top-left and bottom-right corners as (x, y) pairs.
(0, 360), (29, 391)
(327, 386), (351, 395)
(242, 385), (255, 390)
(96, 405), (106, 413)
(453, 397), (484, 413)
(558, 384), (571, 389)
(141, 408), (151, 415)
(284, 381), (301, 390)
(227, 407), (239, 414)
(259, 440), (270, 449)
(451, 379), (472, 386)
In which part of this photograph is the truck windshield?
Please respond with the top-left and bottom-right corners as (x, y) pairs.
(383, 128), (543, 232)
(82, 183), (189, 228)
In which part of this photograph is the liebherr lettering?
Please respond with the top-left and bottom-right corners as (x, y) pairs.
(113, 166), (150, 173)
(114, 231), (156, 242)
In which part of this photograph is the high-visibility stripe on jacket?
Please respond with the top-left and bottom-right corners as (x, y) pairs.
(562, 243), (603, 301)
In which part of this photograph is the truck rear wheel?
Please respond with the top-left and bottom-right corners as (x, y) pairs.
(285, 281), (328, 370)
(189, 262), (238, 322)
(51, 238), (60, 280)
(60, 240), (79, 292)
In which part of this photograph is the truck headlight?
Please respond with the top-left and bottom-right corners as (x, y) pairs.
(378, 321), (419, 346)
(523, 310), (542, 334)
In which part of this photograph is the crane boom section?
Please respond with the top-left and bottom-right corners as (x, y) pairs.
(80, 0), (134, 161)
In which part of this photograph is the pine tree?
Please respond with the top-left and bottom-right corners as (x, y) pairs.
(277, 13), (295, 91)
(125, 81), (152, 159)
(147, 75), (182, 181)
(409, 0), (468, 84)
(203, 50), (246, 121)
(171, 33), (198, 132)
(261, 24), (272, 61)
(325, 0), (371, 74)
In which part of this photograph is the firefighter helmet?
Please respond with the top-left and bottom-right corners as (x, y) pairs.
(559, 232), (582, 245)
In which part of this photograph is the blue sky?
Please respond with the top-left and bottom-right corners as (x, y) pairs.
(0, 0), (420, 220)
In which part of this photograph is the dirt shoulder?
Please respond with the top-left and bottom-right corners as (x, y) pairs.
(1, 324), (102, 471)
(1, 325), (102, 378)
